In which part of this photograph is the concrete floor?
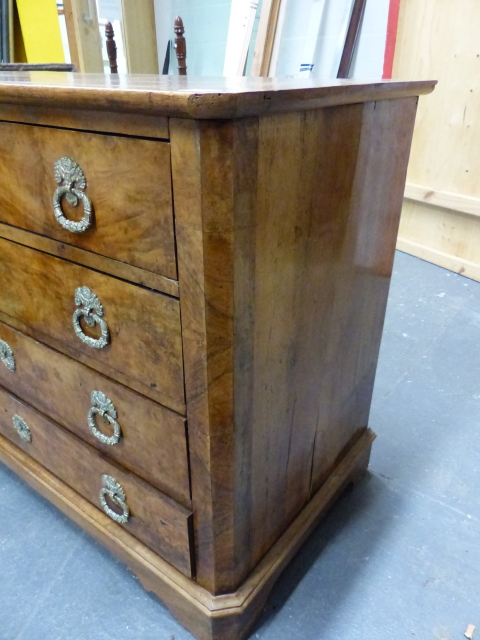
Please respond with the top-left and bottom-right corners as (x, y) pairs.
(1, 250), (479, 640)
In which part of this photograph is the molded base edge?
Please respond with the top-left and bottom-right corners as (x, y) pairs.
(0, 428), (375, 640)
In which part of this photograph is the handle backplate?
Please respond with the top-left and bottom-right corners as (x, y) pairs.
(88, 390), (122, 445)
(72, 287), (110, 349)
(12, 415), (31, 443)
(53, 156), (93, 233)
(0, 339), (15, 372)
(100, 474), (130, 523)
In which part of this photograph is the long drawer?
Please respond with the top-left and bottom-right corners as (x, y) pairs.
(0, 387), (195, 577)
(0, 321), (190, 505)
(0, 237), (185, 413)
(0, 121), (177, 279)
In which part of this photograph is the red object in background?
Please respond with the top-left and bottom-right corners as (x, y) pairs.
(383, 0), (401, 79)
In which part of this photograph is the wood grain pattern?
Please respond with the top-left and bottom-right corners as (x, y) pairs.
(172, 97), (418, 595)
(0, 420), (374, 640)
(0, 104), (169, 138)
(172, 117), (259, 594)
(0, 72), (435, 118)
(250, 0), (282, 77)
(63, 0), (104, 73)
(404, 183), (480, 218)
(0, 121), (176, 278)
(396, 235), (480, 282)
(393, 0), (477, 275)
(0, 238), (185, 413)
(0, 389), (194, 576)
(0, 223), (179, 297)
(121, 0), (159, 74)
(0, 321), (190, 504)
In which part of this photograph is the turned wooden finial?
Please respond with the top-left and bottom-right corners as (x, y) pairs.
(174, 16), (187, 76)
(105, 22), (118, 74)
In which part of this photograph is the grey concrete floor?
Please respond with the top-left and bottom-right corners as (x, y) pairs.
(1, 250), (479, 640)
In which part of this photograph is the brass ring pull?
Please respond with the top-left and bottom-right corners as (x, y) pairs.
(53, 156), (93, 233)
(0, 339), (15, 372)
(12, 415), (31, 443)
(72, 287), (110, 349)
(88, 391), (122, 445)
(99, 475), (130, 524)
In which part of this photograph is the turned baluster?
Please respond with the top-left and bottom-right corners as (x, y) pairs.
(174, 16), (187, 76)
(105, 22), (118, 74)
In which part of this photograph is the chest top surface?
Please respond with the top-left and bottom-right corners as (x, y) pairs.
(0, 72), (435, 119)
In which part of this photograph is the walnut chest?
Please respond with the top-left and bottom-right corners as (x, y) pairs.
(0, 73), (435, 640)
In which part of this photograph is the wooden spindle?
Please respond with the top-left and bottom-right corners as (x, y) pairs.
(174, 16), (187, 76)
(105, 21), (118, 74)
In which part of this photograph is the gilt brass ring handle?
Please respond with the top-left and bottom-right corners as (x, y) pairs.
(72, 286), (110, 349)
(0, 339), (15, 372)
(12, 415), (31, 443)
(100, 474), (130, 523)
(88, 391), (122, 445)
(53, 156), (93, 233)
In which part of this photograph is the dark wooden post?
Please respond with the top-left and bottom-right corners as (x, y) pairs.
(105, 21), (118, 74)
(174, 16), (187, 76)
(337, 0), (367, 78)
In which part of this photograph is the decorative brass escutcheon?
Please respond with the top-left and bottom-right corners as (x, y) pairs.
(72, 286), (110, 349)
(99, 474), (130, 524)
(88, 391), (122, 445)
(0, 339), (15, 372)
(12, 415), (31, 443)
(53, 156), (93, 233)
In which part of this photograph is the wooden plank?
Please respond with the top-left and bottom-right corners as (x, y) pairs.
(250, 0), (282, 77)
(0, 73), (435, 118)
(267, 0), (287, 77)
(0, 223), (179, 297)
(397, 236), (480, 282)
(404, 183), (480, 218)
(0, 103), (169, 138)
(63, 0), (103, 73)
(393, 0), (480, 274)
(121, 0), (159, 74)
(398, 198), (480, 278)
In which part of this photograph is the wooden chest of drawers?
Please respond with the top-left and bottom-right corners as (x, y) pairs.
(0, 73), (435, 640)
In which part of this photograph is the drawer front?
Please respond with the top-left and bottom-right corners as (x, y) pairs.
(0, 388), (194, 577)
(0, 121), (176, 279)
(0, 321), (190, 505)
(0, 238), (185, 412)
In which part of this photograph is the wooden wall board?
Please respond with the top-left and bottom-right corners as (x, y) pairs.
(121, 0), (159, 74)
(63, 0), (103, 73)
(393, 0), (480, 279)
(250, 0), (282, 77)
